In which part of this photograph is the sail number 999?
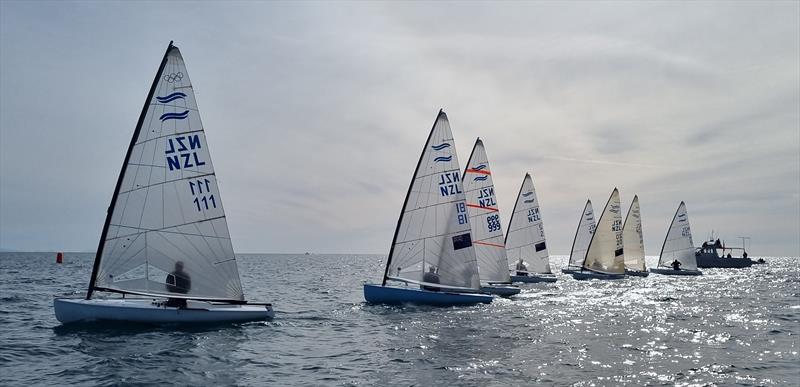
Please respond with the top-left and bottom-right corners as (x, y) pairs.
(487, 214), (501, 232)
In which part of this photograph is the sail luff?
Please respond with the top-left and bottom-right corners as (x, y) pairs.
(381, 109), (444, 286)
(87, 41), (174, 300)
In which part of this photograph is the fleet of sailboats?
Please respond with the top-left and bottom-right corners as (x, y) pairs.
(52, 42), (722, 323)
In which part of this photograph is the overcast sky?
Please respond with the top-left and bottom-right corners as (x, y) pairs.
(1, 1), (798, 256)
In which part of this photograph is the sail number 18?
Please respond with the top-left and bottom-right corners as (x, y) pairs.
(456, 202), (468, 225)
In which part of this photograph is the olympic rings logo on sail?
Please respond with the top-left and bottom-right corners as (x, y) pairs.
(431, 143), (451, 151)
(163, 72), (184, 83)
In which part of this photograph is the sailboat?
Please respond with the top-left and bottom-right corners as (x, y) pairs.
(650, 202), (703, 275)
(363, 110), (493, 306)
(622, 195), (649, 277)
(572, 188), (625, 280)
(505, 173), (557, 283)
(462, 139), (520, 297)
(561, 200), (596, 274)
(54, 42), (274, 324)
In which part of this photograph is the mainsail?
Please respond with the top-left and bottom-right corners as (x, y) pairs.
(505, 173), (551, 274)
(383, 110), (480, 290)
(567, 200), (596, 268)
(463, 139), (510, 283)
(622, 195), (646, 272)
(657, 202), (698, 270)
(581, 189), (625, 275)
(87, 42), (244, 302)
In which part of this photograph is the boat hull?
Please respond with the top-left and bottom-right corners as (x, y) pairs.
(54, 298), (274, 325)
(695, 255), (753, 268)
(624, 269), (650, 277)
(510, 274), (557, 283)
(480, 284), (521, 297)
(561, 268), (580, 275)
(649, 268), (703, 276)
(571, 271), (625, 280)
(363, 284), (492, 306)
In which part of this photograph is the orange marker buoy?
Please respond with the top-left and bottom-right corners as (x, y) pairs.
(56, 252), (63, 264)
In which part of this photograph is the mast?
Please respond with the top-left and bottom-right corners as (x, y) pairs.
(86, 41), (174, 299)
(382, 109), (446, 286)
(657, 201), (684, 267)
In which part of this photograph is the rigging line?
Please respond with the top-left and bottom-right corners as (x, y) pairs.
(135, 128), (205, 147)
(473, 240), (505, 248)
(105, 226), (232, 243)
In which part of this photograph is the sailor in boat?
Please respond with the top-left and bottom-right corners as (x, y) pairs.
(422, 266), (441, 292)
(165, 261), (191, 308)
(726, 253), (732, 258)
(515, 258), (529, 276)
(671, 259), (682, 271)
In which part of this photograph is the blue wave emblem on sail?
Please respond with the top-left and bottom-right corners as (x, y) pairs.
(160, 110), (190, 121)
(523, 199), (535, 203)
(521, 191), (534, 197)
(472, 164), (487, 171)
(433, 155), (452, 162)
(156, 92), (187, 103)
(431, 143), (451, 151)
(473, 175), (488, 181)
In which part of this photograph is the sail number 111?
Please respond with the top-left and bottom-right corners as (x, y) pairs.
(189, 179), (217, 212)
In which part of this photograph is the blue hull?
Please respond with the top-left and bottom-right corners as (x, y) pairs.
(363, 284), (493, 306)
(572, 271), (625, 280)
(511, 275), (557, 283)
(625, 269), (650, 277)
(480, 285), (521, 297)
(649, 268), (703, 276)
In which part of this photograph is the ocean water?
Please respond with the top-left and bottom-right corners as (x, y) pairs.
(0, 253), (797, 386)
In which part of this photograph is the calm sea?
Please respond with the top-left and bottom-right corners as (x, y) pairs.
(0, 253), (797, 386)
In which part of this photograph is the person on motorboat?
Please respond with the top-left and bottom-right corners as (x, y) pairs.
(165, 261), (191, 308)
(515, 258), (528, 276)
(671, 259), (682, 271)
(422, 266), (440, 292)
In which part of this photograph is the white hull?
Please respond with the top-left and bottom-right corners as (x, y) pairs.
(54, 298), (273, 324)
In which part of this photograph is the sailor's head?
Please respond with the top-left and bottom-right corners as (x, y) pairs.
(518, 257), (524, 263)
(175, 261), (184, 271)
(428, 266), (436, 273)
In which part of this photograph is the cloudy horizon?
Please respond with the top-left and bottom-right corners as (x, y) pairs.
(1, 1), (798, 256)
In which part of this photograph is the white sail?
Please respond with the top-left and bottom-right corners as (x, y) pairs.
(384, 110), (480, 290)
(581, 189), (625, 275)
(505, 173), (551, 274)
(622, 195), (646, 272)
(568, 200), (596, 268)
(462, 139), (510, 283)
(657, 202), (697, 270)
(92, 44), (243, 301)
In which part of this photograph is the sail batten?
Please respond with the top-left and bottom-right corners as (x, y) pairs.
(463, 139), (510, 283)
(505, 173), (552, 274)
(382, 111), (481, 290)
(88, 43), (244, 302)
(581, 189), (625, 275)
